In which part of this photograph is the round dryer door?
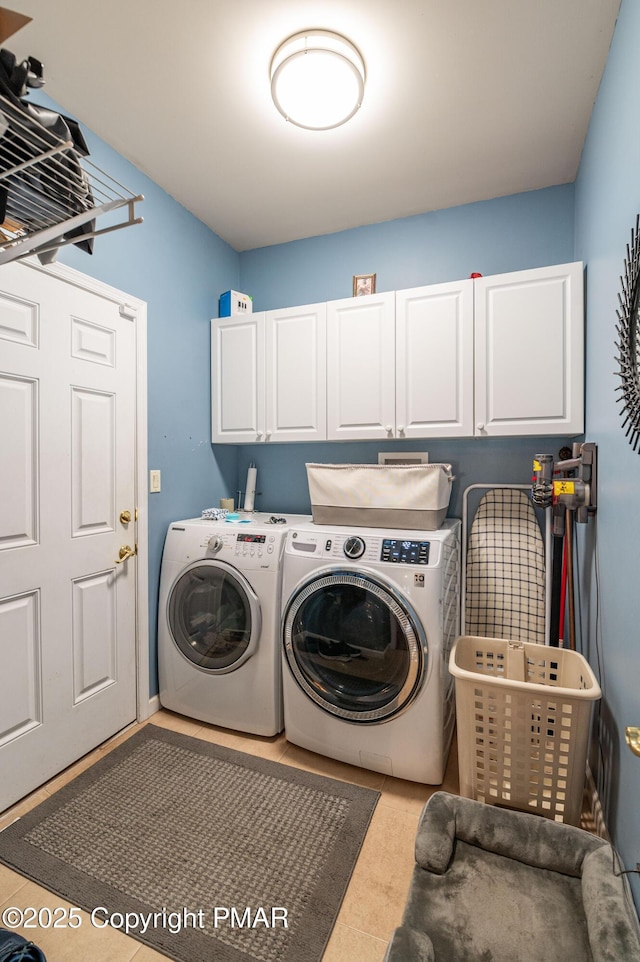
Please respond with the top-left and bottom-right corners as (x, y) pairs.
(167, 561), (261, 673)
(283, 569), (427, 722)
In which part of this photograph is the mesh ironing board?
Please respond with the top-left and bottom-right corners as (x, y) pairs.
(464, 487), (546, 645)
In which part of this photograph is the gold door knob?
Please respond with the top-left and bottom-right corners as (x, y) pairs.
(625, 727), (640, 757)
(120, 510), (132, 525)
(115, 545), (136, 564)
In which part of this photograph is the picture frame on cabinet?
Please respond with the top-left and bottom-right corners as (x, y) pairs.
(353, 273), (376, 296)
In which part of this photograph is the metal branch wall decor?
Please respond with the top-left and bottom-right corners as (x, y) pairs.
(615, 214), (640, 451)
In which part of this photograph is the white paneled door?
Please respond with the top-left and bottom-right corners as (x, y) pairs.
(0, 261), (138, 812)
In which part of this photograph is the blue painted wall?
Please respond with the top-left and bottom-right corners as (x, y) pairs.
(34, 94), (240, 694)
(237, 184), (577, 516)
(573, 0), (640, 903)
(240, 185), (575, 310)
(231, 436), (571, 522)
(235, 188), (577, 585)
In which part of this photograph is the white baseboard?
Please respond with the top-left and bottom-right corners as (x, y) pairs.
(143, 694), (161, 720)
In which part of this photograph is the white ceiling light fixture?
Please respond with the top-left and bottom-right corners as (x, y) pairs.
(270, 30), (366, 131)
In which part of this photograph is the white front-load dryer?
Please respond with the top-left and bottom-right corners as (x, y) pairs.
(281, 519), (461, 782)
(158, 512), (310, 735)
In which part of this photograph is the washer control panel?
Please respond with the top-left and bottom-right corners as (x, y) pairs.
(234, 531), (279, 567)
(200, 529), (283, 569)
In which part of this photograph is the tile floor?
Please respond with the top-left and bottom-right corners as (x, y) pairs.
(0, 709), (461, 961)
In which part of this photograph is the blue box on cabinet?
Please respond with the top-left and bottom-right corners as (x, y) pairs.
(219, 290), (252, 317)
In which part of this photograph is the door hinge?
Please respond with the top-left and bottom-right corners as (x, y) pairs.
(119, 303), (137, 321)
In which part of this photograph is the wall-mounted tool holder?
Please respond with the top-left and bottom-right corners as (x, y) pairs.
(532, 442), (597, 531)
(531, 442), (598, 649)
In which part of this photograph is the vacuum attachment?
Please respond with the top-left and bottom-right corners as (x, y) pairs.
(532, 442), (597, 527)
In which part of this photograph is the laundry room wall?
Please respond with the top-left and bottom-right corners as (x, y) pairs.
(18, 99), (578, 708)
(235, 185), (577, 520)
(25, 92), (241, 697)
(240, 183), (575, 311)
(573, 0), (640, 907)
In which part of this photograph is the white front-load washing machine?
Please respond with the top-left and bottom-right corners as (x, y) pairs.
(158, 512), (310, 735)
(281, 519), (461, 782)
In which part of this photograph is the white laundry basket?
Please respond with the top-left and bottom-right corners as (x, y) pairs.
(449, 635), (601, 825)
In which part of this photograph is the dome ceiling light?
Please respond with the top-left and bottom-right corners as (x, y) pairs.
(270, 30), (366, 131)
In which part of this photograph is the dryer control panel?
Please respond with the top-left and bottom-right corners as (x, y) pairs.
(288, 529), (441, 566)
(381, 539), (430, 564)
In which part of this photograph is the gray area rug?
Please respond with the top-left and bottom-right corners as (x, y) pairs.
(0, 724), (380, 962)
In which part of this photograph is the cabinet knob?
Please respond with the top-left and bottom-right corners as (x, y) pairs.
(476, 422), (485, 432)
(265, 431), (271, 441)
(386, 424), (393, 435)
(397, 425), (405, 435)
(256, 432), (263, 441)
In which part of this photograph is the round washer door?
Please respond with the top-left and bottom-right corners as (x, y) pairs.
(167, 560), (261, 673)
(282, 568), (427, 722)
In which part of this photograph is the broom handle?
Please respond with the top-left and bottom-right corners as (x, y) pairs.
(566, 509), (576, 650)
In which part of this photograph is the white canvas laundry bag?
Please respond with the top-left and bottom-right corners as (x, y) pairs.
(305, 462), (454, 529)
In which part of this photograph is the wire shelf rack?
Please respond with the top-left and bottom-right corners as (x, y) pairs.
(0, 92), (143, 265)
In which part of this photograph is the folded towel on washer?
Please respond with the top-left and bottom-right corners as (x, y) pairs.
(201, 508), (229, 520)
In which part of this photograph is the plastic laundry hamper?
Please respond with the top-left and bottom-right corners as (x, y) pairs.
(449, 636), (601, 825)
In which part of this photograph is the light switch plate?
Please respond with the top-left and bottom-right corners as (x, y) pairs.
(149, 469), (161, 493)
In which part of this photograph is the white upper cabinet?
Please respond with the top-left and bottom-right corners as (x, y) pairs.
(211, 313), (265, 443)
(265, 303), (326, 442)
(473, 262), (584, 437)
(212, 261), (584, 444)
(211, 303), (326, 444)
(327, 281), (474, 441)
(396, 280), (474, 438)
(327, 292), (396, 440)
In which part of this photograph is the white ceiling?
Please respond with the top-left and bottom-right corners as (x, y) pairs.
(9, 0), (620, 252)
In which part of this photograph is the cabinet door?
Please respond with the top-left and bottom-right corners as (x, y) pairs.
(327, 292), (395, 440)
(211, 313), (265, 443)
(265, 303), (327, 441)
(474, 262), (584, 437)
(396, 280), (474, 438)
